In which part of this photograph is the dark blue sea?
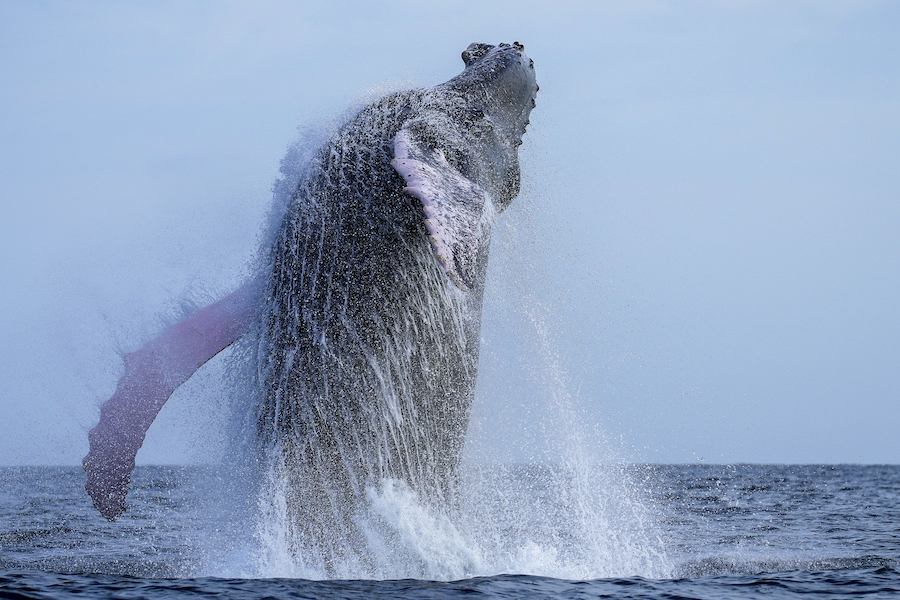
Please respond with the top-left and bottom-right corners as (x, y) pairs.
(1, 464), (898, 599)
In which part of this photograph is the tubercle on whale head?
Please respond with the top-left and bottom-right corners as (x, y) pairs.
(443, 41), (538, 148)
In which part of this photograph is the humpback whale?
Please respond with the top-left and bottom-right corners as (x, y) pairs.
(83, 43), (539, 543)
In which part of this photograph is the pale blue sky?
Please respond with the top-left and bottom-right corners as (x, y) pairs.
(1, 1), (898, 465)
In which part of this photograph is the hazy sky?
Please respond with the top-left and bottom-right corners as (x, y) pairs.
(1, 1), (898, 466)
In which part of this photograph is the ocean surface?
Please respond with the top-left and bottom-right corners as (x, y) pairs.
(1, 464), (898, 598)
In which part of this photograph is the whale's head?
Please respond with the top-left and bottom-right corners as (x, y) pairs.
(444, 42), (538, 149)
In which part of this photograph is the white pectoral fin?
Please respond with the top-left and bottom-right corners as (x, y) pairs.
(83, 282), (256, 520)
(391, 128), (491, 291)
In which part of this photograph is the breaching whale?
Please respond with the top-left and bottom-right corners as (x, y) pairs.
(83, 42), (539, 536)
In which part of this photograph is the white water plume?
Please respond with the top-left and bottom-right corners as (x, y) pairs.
(243, 299), (672, 581)
(188, 75), (671, 581)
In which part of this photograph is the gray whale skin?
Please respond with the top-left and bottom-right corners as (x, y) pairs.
(83, 42), (538, 525)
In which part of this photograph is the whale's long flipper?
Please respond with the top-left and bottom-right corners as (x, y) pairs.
(83, 283), (256, 520)
(391, 128), (491, 292)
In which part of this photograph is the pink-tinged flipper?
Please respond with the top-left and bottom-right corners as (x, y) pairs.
(391, 129), (492, 291)
(83, 283), (256, 520)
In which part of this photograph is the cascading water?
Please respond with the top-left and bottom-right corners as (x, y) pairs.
(211, 126), (672, 580)
(457, 305), (671, 580)
(188, 44), (669, 581)
(239, 291), (672, 580)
